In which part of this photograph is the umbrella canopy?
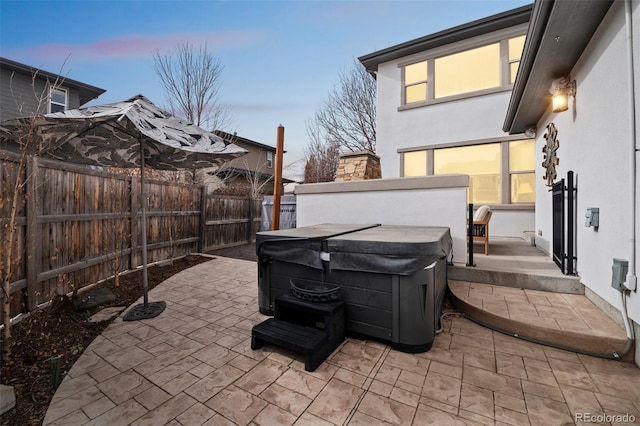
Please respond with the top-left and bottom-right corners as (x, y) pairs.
(0, 94), (247, 320)
(0, 94), (247, 169)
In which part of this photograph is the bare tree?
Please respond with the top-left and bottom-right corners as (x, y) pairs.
(1, 68), (66, 360)
(215, 159), (275, 198)
(153, 42), (233, 131)
(215, 154), (302, 197)
(307, 58), (377, 154)
(303, 118), (340, 183)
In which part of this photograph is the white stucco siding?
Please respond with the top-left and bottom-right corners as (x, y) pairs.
(375, 56), (534, 238)
(296, 176), (469, 264)
(375, 60), (516, 179)
(490, 209), (535, 237)
(534, 0), (639, 323)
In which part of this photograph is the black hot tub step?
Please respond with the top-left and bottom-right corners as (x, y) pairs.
(251, 318), (336, 372)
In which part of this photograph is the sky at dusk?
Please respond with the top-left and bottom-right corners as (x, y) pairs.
(1, 0), (530, 179)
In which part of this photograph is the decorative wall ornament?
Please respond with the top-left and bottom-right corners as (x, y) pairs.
(542, 123), (560, 186)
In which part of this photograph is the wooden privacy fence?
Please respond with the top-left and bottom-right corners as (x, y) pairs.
(0, 151), (262, 318)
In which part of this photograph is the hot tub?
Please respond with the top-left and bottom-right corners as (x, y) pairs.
(256, 224), (452, 353)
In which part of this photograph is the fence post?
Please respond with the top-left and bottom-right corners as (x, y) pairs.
(26, 155), (41, 310)
(247, 197), (254, 243)
(567, 170), (575, 275)
(130, 175), (139, 269)
(198, 186), (206, 253)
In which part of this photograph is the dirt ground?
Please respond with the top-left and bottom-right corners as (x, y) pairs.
(0, 253), (223, 426)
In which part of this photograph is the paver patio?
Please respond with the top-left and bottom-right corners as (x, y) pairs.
(44, 256), (640, 425)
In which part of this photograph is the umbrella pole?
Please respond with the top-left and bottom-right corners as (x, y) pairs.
(140, 142), (149, 307)
(123, 138), (166, 321)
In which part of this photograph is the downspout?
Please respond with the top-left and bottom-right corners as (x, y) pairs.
(622, 0), (637, 354)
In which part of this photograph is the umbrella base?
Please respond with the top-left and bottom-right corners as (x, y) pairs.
(123, 301), (166, 321)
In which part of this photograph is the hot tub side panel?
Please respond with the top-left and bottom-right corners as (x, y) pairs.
(257, 257), (447, 352)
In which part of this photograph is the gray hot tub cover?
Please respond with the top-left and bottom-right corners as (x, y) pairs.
(256, 224), (380, 270)
(257, 224), (452, 275)
(327, 225), (452, 275)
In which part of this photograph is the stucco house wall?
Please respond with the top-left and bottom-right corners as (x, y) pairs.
(296, 175), (469, 264)
(373, 24), (534, 238)
(376, 63), (517, 178)
(532, 0), (639, 325)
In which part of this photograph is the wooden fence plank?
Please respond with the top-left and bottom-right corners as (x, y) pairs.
(25, 156), (39, 310)
(1, 152), (264, 318)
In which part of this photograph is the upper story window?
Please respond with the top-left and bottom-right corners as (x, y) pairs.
(404, 61), (428, 103)
(508, 35), (526, 84)
(401, 34), (526, 106)
(434, 43), (500, 98)
(266, 151), (273, 168)
(49, 87), (67, 113)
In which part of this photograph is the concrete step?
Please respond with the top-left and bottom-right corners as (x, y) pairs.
(448, 280), (632, 361)
(448, 264), (584, 294)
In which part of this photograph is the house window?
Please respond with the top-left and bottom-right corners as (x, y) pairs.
(404, 61), (428, 103)
(434, 43), (500, 99)
(404, 150), (427, 176)
(401, 33), (526, 105)
(509, 139), (535, 203)
(402, 138), (535, 205)
(434, 143), (501, 204)
(267, 151), (273, 168)
(50, 87), (67, 113)
(508, 35), (526, 84)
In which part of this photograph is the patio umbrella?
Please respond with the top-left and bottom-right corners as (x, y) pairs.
(0, 94), (247, 320)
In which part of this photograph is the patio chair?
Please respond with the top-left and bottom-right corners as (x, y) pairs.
(472, 205), (492, 255)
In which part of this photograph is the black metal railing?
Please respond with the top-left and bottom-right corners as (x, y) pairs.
(467, 203), (475, 267)
(552, 171), (576, 275)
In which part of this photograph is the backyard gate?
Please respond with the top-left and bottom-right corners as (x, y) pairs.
(552, 170), (576, 275)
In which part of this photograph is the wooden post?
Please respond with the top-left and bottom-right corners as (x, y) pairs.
(26, 156), (40, 310)
(198, 185), (206, 253)
(271, 125), (284, 231)
(130, 175), (139, 269)
(247, 196), (254, 243)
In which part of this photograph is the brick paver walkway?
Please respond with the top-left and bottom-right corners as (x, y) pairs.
(44, 257), (640, 425)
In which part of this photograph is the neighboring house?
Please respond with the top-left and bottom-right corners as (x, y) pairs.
(203, 130), (292, 196)
(503, 0), (639, 360)
(0, 57), (106, 121)
(359, 5), (534, 238)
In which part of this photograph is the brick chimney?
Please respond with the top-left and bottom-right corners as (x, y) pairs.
(335, 151), (381, 181)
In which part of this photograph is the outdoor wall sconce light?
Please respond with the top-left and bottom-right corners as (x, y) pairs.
(549, 77), (576, 113)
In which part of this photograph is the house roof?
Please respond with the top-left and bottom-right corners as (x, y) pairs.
(214, 130), (278, 152)
(358, 4), (533, 74)
(503, 0), (613, 134)
(0, 57), (106, 106)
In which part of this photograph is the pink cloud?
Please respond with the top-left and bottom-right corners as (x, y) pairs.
(229, 102), (300, 112)
(21, 30), (267, 61)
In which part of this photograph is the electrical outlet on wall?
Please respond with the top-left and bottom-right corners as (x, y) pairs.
(612, 259), (629, 292)
(537, 230), (543, 236)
